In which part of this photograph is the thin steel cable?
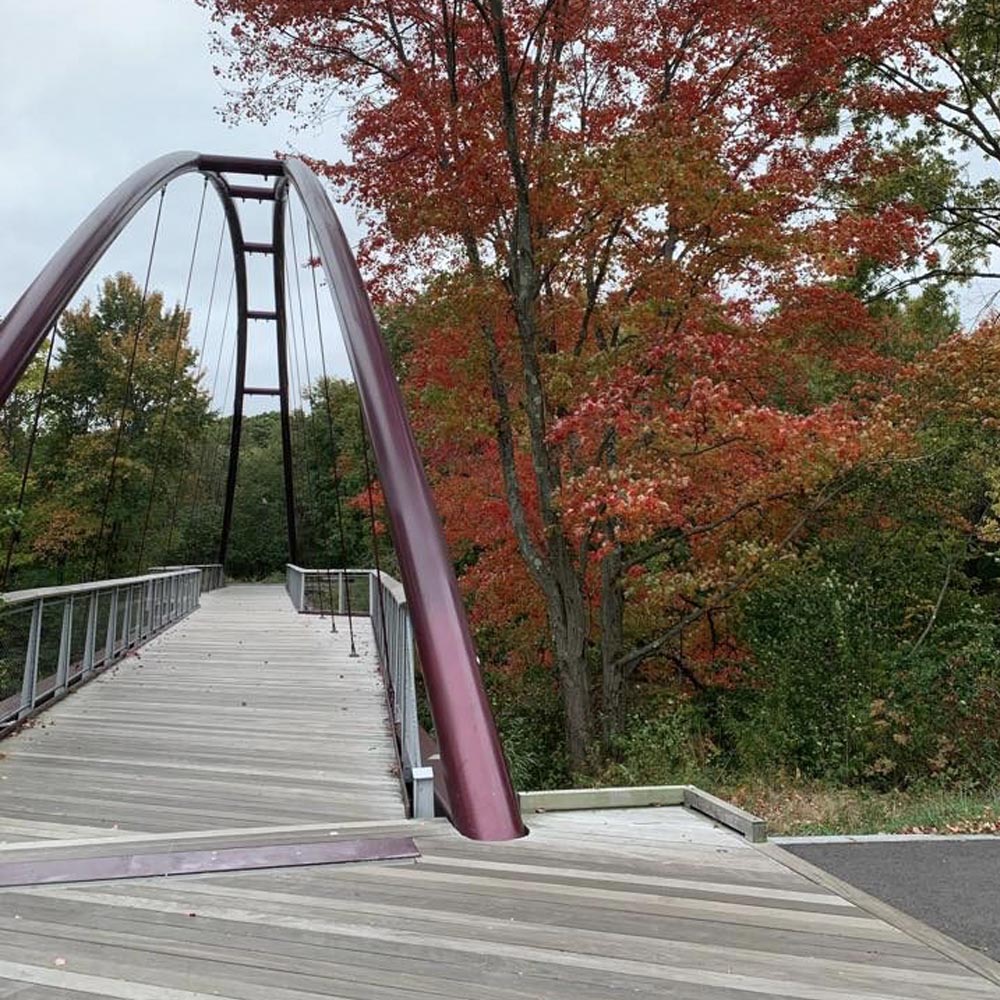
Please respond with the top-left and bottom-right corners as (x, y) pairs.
(289, 205), (338, 628)
(359, 400), (392, 670)
(284, 235), (315, 567)
(2, 327), (57, 589)
(195, 218), (227, 378)
(183, 270), (235, 537)
(136, 179), (208, 573)
(91, 187), (166, 581)
(166, 259), (233, 554)
(304, 219), (355, 649)
(209, 310), (239, 511)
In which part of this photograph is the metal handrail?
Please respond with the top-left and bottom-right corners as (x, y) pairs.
(285, 564), (434, 818)
(148, 564), (225, 593)
(0, 567), (202, 730)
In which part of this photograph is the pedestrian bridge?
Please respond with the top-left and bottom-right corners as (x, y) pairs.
(0, 152), (996, 998)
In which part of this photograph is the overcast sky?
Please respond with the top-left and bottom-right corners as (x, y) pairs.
(0, 0), (356, 413)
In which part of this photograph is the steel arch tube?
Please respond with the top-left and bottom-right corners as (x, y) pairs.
(0, 151), (203, 401)
(284, 158), (523, 841)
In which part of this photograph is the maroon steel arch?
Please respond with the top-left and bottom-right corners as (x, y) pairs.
(0, 152), (524, 841)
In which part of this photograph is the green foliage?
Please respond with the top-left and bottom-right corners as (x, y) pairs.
(0, 274), (213, 586)
(727, 544), (1000, 788)
(485, 665), (569, 791)
(597, 701), (713, 788)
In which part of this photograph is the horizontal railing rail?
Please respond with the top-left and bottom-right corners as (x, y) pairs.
(0, 568), (202, 731)
(149, 564), (225, 593)
(285, 564), (434, 818)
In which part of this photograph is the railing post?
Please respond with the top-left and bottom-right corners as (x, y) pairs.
(298, 568), (306, 612)
(143, 580), (153, 638)
(122, 585), (133, 649)
(18, 599), (43, 718)
(402, 611), (420, 775)
(55, 596), (73, 695)
(411, 766), (435, 819)
(82, 591), (98, 677)
(338, 571), (346, 614)
(106, 588), (119, 663)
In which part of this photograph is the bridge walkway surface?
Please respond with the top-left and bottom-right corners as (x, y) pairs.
(0, 584), (404, 843)
(0, 586), (997, 997)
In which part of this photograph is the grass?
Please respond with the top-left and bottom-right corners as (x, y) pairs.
(720, 780), (1000, 836)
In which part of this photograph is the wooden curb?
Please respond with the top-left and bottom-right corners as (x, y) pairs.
(519, 785), (768, 842)
(757, 840), (1000, 989)
(682, 787), (767, 843)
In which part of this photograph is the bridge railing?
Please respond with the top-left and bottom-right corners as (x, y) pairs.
(0, 567), (202, 731)
(285, 565), (371, 615)
(285, 564), (434, 818)
(149, 564), (225, 593)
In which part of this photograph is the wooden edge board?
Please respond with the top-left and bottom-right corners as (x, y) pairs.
(757, 840), (1000, 989)
(518, 785), (687, 813)
(682, 787), (768, 843)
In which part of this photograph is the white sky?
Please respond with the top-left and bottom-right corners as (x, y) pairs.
(0, 0), (357, 415)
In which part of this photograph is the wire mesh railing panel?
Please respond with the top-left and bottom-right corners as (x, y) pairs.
(0, 604), (34, 720)
(94, 591), (113, 668)
(131, 584), (144, 645)
(293, 569), (371, 616)
(69, 595), (90, 681)
(36, 598), (66, 689)
(115, 590), (128, 656)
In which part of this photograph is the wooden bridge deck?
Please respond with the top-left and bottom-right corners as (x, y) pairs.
(0, 585), (997, 997)
(0, 585), (405, 844)
(0, 807), (996, 999)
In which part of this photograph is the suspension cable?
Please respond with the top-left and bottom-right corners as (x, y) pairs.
(135, 179), (208, 573)
(1, 326), (58, 589)
(181, 270), (235, 541)
(289, 205), (339, 631)
(91, 187), (166, 580)
(196, 217), (227, 379)
(284, 230), (316, 569)
(300, 215), (355, 649)
(210, 295), (239, 508)
(359, 400), (391, 671)
(165, 234), (229, 555)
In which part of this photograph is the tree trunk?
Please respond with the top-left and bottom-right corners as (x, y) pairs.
(600, 541), (625, 745)
(545, 556), (592, 769)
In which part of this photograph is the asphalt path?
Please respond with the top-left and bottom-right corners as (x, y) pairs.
(784, 839), (1000, 960)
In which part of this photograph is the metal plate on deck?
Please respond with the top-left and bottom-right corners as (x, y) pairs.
(0, 836), (419, 888)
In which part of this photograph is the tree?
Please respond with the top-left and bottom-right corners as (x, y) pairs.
(10, 273), (213, 583)
(203, 0), (943, 765)
(865, 1), (1000, 296)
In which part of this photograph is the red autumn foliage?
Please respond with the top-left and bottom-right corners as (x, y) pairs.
(203, 0), (944, 762)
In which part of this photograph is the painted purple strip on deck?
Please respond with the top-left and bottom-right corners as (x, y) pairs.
(0, 836), (419, 887)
